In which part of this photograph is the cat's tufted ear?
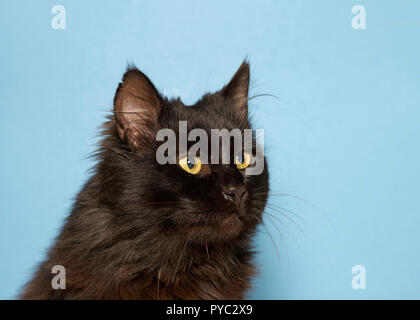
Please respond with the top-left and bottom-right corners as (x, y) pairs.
(222, 61), (250, 119)
(114, 67), (162, 148)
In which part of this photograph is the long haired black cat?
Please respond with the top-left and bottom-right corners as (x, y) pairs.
(21, 61), (269, 299)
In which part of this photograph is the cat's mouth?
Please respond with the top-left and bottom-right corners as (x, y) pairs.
(179, 211), (245, 241)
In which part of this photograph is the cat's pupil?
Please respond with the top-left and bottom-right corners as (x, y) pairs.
(187, 156), (195, 169)
(236, 153), (244, 164)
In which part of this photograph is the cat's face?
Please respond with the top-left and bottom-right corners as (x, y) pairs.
(110, 62), (268, 244)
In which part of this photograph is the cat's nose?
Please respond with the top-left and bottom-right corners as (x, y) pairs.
(222, 185), (248, 208)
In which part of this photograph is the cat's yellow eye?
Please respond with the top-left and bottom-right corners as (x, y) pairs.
(179, 156), (202, 174)
(235, 152), (251, 170)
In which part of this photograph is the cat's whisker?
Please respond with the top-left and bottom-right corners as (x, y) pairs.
(250, 213), (281, 263)
(169, 226), (195, 287)
(266, 203), (306, 229)
(248, 93), (278, 101)
(205, 238), (210, 260)
(262, 213), (292, 277)
(265, 205), (308, 239)
(157, 267), (162, 299)
(266, 202), (305, 220)
(252, 198), (305, 224)
(264, 214), (285, 247)
(255, 190), (337, 238)
(250, 205), (302, 242)
(262, 211), (301, 244)
(157, 241), (173, 300)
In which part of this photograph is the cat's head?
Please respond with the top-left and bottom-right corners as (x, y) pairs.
(104, 61), (268, 244)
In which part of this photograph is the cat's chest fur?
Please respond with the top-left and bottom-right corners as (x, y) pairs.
(111, 249), (255, 300)
(54, 243), (255, 300)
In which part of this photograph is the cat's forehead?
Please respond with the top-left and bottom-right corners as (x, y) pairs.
(164, 97), (248, 132)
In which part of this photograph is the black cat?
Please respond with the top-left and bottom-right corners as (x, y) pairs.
(21, 61), (269, 299)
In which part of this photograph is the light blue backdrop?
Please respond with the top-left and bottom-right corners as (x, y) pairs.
(1, 0), (419, 299)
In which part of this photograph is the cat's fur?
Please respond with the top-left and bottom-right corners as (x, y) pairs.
(20, 61), (269, 299)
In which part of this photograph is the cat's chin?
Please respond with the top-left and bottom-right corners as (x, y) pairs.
(220, 214), (242, 234)
(178, 213), (246, 243)
(203, 213), (245, 241)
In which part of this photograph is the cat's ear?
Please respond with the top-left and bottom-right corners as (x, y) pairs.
(222, 61), (250, 119)
(114, 67), (162, 148)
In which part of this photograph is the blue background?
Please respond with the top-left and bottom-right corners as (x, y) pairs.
(1, 0), (419, 299)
